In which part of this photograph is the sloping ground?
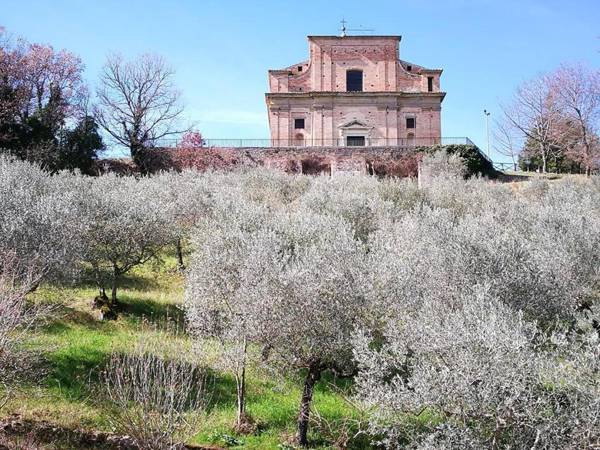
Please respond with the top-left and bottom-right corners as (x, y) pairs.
(0, 255), (362, 450)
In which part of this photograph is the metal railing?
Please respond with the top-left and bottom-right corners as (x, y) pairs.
(494, 162), (519, 171)
(156, 137), (475, 148)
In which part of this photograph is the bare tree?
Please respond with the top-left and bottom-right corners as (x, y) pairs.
(493, 117), (522, 170)
(501, 75), (562, 173)
(95, 53), (186, 171)
(549, 64), (600, 175)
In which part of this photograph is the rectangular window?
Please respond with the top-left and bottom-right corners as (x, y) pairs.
(346, 136), (366, 146)
(407, 65), (412, 72)
(427, 76), (434, 92)
(294, 118), (305, 129)
(406, 117), (416, 129)
(346, 70), (363, 92)
(298, 66), (303, 72)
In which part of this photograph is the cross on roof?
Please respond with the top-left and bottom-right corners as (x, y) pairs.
(339, 19), (374, 37)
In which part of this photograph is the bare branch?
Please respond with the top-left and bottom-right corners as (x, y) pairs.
(94, 53), (188, 170)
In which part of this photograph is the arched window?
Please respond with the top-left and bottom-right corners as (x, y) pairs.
(346, 70), (363, 92)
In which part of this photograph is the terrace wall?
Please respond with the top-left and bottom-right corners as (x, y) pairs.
(98, 144), (495, 179)
(141, 146), (423, 177)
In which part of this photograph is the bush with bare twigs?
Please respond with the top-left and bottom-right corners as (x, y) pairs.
(101, 339), (210, 450)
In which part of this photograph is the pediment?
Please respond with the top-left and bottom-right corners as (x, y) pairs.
(338, 119), (371, 130)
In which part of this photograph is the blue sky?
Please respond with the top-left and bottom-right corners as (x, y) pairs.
(2, 0), (599, 161)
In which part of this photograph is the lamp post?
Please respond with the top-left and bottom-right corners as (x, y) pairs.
(483, 109), (491, 159)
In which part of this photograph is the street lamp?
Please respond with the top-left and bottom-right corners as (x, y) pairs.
(483, 109), (491, 159)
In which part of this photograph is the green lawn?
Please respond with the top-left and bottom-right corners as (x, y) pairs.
(1, 255), (366, 449)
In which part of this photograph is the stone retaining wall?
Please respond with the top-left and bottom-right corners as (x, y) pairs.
(143, 146), (422, 177)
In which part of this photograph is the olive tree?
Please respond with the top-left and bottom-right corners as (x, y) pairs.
(0, 156), (85, 284)
(185, 198), (275, 430)
(186, 194), (369, 445)
(353, 288), (600, 449)
(353, 175), (600, 448)
(250, 210), (369, 446)
(298, 174), (395, 242)
(368, 177), (600, 323)
(156, 170), (215, 271)
(76, 173), (175, 316)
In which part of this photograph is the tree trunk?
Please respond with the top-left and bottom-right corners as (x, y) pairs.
(131, 142), (149, 174)
(235, 338), (248, 429)
(111, 277), (118, 304)
(176, 237), (185, 271)
(297, 365), (322, 447)
(111, 265), (119, 304)
(541, 151), (547, 173)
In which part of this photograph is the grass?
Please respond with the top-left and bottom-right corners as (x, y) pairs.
(1, 254), (364, 449)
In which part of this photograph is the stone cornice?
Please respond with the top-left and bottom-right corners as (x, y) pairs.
(266, 91), (446, 101)
(308, 35), (401, 41)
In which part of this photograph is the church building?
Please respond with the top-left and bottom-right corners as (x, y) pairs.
(265, 34), (445, 147)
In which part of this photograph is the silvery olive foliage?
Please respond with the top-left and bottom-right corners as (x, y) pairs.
(253, 209), (370, 445)
(353, 164), (600, 447)
(419, 151), (467, 180)
(0, 156), (80, 397)
(0, 156), (85, 283)
(75, 173), (177, 303)
(298, 174), (397, 241)
(0, 155), (181, 307)
(185, 196), (275, 428)
(4, 152), (600, 448)
(236, 167), (312, 206)
(249, 209), (369, 375)
(153, 170), (216, 270)
(354, 289), (600, 449)
(185, 181), (371, 444)
(183, 158), (600, 447)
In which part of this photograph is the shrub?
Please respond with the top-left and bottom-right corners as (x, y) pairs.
(0, 251), (47, 389)
(102, 338), (210, 450)
(423, 144), (497, 179)
(419, 150), (467, 180)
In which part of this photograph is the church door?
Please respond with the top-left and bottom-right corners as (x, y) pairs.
(347, 136), (366, 146)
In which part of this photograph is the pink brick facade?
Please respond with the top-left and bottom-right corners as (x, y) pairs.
(265, 35), (445, 147)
